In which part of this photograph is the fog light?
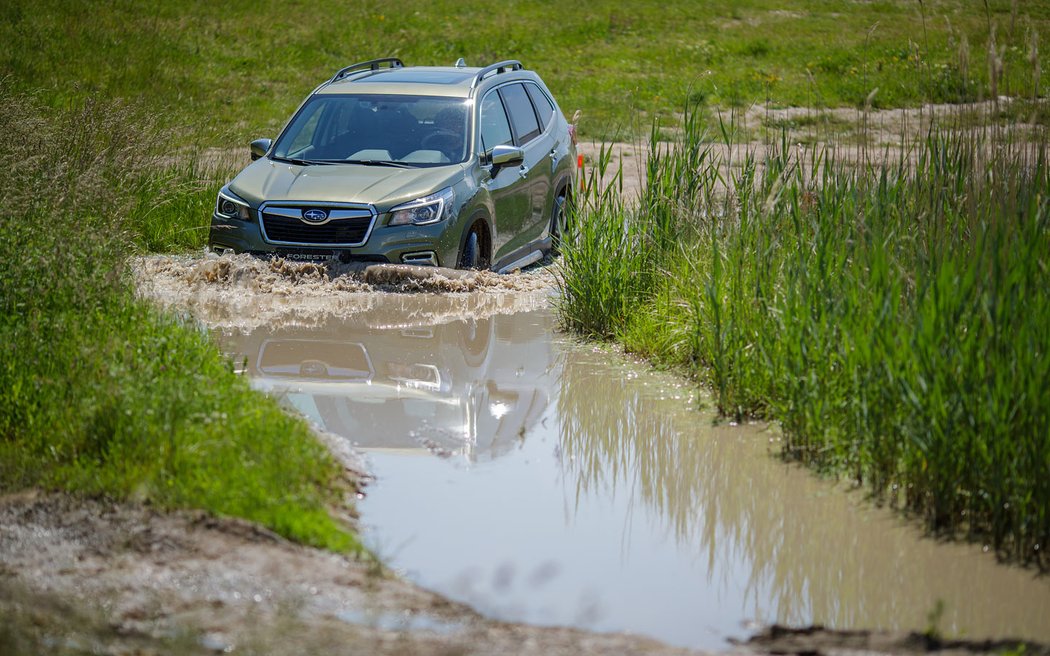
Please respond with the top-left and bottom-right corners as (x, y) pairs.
(402, 251), (438, 266)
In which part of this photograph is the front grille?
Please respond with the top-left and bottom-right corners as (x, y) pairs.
(261, 205), (374, 246)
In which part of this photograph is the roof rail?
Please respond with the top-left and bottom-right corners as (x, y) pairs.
(329, 57), (404, 83)
(470, 60), (523, 89)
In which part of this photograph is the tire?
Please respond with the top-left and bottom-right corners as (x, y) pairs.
(549, 194), (567, 255)
(458, 222), (484, 270)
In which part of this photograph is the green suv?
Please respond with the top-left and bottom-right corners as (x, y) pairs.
(209, 58), (577, 271)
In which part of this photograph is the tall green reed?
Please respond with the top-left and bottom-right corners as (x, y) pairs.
(557, 104), (1050, 565)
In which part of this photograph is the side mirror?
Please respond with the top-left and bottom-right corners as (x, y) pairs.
(250, 138), (273, 161)
(489, 144), (524, 170)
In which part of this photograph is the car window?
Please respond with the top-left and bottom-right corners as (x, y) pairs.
(525, 83), (555, 130)
(498, 83), (541, 145)
(272, 95), (470, 165)
(479, 91), (513, 152)
(282, 102), (327, 156)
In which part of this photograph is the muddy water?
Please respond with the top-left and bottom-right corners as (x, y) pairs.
(212, 292), (1050, 651)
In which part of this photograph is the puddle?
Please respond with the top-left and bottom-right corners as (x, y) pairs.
(115, 249), (1046, 651)
(203, 290), (1050, 651)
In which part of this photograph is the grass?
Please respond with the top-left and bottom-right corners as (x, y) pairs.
(1, 0), (1047, 141)
(557, 107), (1050, 566)
(0, 84), (358, 552)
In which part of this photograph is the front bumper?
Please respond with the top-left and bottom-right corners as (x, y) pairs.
(209, 212), (462, 267)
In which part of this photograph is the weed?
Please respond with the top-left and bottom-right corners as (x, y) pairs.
(558, 102), (1050, 566)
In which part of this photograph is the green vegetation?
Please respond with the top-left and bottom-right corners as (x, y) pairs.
(557, 108), (1050, 564)
(1, 0), (1047, 141)
(0, 85), (357, 551)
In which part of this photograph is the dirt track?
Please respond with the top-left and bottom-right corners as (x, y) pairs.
(576, 99), (1047, 196)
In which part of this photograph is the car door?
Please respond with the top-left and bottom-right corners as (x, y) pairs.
(524, 82), (562, 241)
(496, 83), (551, 255)
(478, 89), (531, 263)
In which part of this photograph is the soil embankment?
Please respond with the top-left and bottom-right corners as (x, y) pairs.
(0, 492), (694, 655)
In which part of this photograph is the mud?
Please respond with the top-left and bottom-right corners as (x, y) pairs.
(133, 253), (556, 332)
(138, 250), (1049, 653)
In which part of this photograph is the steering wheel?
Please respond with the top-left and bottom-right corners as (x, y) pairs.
(421, 130), (459, 151)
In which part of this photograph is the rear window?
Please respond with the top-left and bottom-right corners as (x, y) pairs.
(498, 83), (541, 145)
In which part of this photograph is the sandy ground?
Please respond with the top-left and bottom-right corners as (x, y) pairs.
(576, 99), (1047, 197)
(201, 99), (1045, 207)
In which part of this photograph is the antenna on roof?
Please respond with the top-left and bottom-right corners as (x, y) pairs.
(455, 58), (467, 68)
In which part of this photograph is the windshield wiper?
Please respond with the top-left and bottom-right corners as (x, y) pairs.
(340, 159), (416, 169)
(271, 156), (332, 166)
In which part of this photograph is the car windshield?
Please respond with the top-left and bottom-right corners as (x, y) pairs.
(272, 94), (470, 167)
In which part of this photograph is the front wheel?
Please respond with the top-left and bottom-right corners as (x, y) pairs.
(458, 221), (489, 270)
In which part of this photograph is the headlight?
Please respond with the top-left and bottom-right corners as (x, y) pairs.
(388, 187), (455, 226)
(215, 187), (251, 221)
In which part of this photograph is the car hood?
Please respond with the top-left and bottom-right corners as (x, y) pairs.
(229, 158), (465, 210)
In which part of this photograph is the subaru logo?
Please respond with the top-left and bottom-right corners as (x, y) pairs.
(302, 209), (328, 223)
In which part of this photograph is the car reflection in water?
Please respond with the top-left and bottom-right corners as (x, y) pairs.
(219, 308), (553, 462)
